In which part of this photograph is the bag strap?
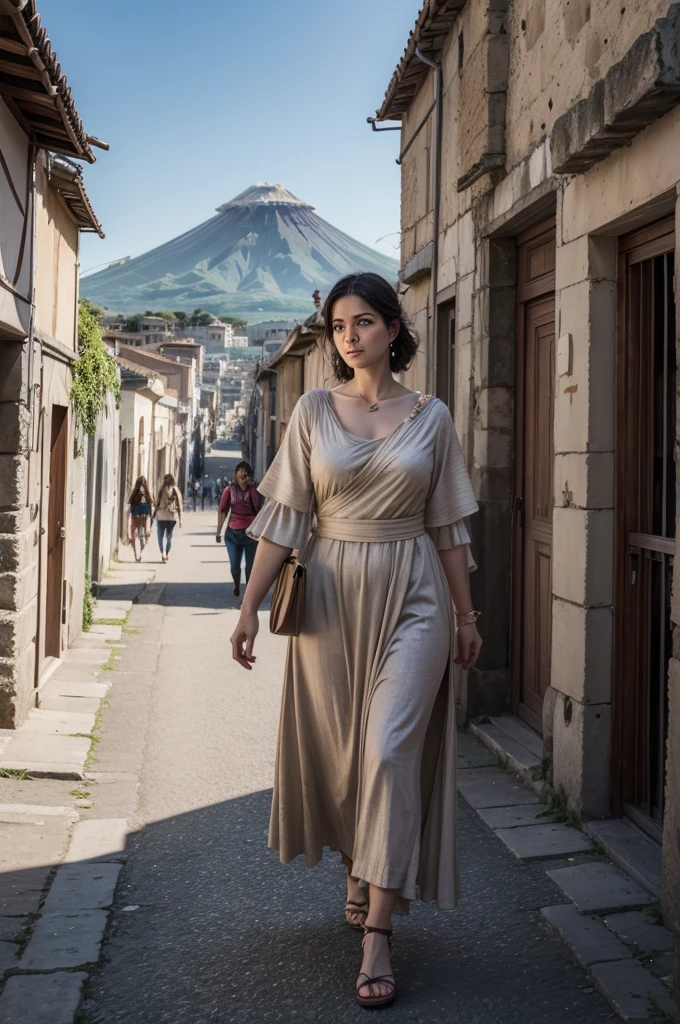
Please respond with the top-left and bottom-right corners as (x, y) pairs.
(296, 519), (317, 569)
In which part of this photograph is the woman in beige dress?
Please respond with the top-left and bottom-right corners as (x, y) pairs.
(230, 272), (482, 1009)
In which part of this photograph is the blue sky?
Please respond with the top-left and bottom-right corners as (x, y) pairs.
(38, 0), (418, 275)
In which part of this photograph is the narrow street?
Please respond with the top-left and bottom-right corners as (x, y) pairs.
(72, 453), (618, 1024)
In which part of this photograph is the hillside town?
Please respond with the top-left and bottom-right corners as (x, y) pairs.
(1, 1), (680, 1022)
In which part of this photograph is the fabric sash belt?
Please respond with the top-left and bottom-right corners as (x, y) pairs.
(316, 513), (425, 543)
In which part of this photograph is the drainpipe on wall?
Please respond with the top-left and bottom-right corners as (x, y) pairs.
(414, 47), (443, 398)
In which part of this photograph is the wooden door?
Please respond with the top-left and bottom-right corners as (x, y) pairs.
(45, 406), (68, 658)
(513, 220), (556, 732)
(613, 217), (676, 840)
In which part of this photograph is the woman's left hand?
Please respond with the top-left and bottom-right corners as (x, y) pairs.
(455, 624), (482, 670)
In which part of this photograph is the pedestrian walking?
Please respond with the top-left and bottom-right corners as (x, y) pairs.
(153, 473), (183, 563)
(127, 476), (155, 562)
(201, 475), (214, 510)
(230, 272), (481, 1010)
(216, 461), (264, 596)
(192, 478), (200, 512)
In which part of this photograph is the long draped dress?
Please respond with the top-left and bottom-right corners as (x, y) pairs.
(248, 389), (478, 909)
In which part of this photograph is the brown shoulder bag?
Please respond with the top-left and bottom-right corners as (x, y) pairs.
(269, 529), (314, 637)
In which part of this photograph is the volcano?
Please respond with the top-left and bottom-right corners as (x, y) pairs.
(81, 184), (400, 320)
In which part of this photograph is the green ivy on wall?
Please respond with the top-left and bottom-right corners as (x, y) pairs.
(70, 300), (120, 456)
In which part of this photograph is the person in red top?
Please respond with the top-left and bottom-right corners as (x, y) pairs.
(216, 460), (265, 596)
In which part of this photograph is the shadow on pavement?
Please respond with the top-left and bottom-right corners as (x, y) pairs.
(0, 790), (618, 1024)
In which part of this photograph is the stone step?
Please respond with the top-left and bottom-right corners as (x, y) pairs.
(64, 818), (128, 864)
(490, 714), (545, 758)
(37, 695), (101, 715)
(0, 804), (76, 824)
(604, 910), (676, 954)
(51, 664), (101, 682)
(71, 634), (114, 650)
(478, 804), (547, 829)
(0, 971), (89, 1024)
(25, 708), (96, 735)
(0, 732), (91, 781)
(495, 822), (593, 861)
(42, 862), (122, 914)
(590, 959), (679, 1022)
(20, 909), (109, 970)
(457, 766), (541, 809)
(547, 862), (657, 915)
(89, 624), (124, 640)
(40, 679), (111, 702)
(60, 648), (111, 666)
(585, 819), (662, 897)
(468, 716), (549, 800)
(542, 905), (678, 1022)
(542, 904), (633, 967)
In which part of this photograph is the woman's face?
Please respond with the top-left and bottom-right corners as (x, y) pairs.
(331, 295), (398, 374)
(235, 468), (251, 490)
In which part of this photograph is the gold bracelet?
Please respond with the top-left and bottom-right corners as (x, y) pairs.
(455, 609), (481, 628)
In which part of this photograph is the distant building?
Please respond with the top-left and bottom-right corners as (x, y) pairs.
(246, 321), (296, 345)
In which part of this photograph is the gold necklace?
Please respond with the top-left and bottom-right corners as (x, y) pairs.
(356, 388), (386, 413)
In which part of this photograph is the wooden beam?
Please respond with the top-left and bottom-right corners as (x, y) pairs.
(9, 96), (61, 119)
(32, 121), (71, 140)
(0, 58), (42, 80)
(0, 80), (55, 105)
(32, 135), (80, 158)
(3, 95), (34, 140)
(0, 37), (26, 56)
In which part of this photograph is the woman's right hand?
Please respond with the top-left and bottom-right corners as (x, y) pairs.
(230, 610), (259, 670)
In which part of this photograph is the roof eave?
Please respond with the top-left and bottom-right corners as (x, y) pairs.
(0, 0), (105, 162)
(49, 156), (104, 237)
(376, 0), (466, 122)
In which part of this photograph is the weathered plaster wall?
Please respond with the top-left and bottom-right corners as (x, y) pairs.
(34, 158), (78, 348)
(505, 0), (670, 169)
(0, 100), (30, 340)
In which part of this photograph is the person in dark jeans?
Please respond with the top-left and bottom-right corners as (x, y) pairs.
(215, 461), (264, 596)
(154, 473), (183, 563)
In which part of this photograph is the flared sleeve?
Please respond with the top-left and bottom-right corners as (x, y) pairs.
(247, 500), (311, 550)
(425, 406), (479, 570)
(426, 520), (477, 571)
(247, 396), (315, 549)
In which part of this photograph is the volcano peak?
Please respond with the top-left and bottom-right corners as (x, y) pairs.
(216, 183), (313, 213)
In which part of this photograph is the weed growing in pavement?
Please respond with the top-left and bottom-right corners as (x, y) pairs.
(83, 699), (110, 771)
(92, 617), (126, 627)
(643, 902), (662, 924)
(70, 788), (91, 800)
(536, 786), (583, 829)
(649, 997), (676, 1023)
(0, 768), (29, 781)
(123, 626), (141, 635)
(530, 755), (553, 784)
(469, 714), (491, 725)
(101, 648), (120, 671)
(494, 753), (512, 773)
(9, 924), (34, 956)
(590, 842), (607, 857)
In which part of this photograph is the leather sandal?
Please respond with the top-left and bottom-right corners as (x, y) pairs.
(345, 893), (369, 930)
(356, 926), (396, 1009)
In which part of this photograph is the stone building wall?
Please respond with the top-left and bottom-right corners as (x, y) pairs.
(384, 0), (680, 962)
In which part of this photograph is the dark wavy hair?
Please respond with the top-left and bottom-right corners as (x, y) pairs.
(322, 273), (418, 382)
(234, 461), (254, 482)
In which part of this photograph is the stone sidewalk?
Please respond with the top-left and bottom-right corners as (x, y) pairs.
(457, 729), (678, 1022)
(0, 556), (153, 1024)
